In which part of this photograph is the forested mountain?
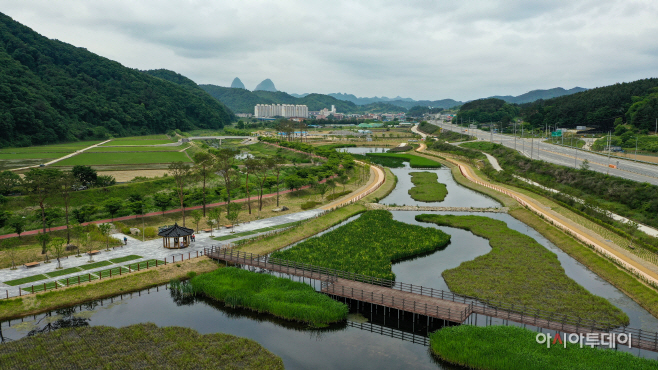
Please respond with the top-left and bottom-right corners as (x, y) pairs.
(199, 85), (363, 113)
(388, 99), (462, 110)
(454, 98), (519, 125)
(490, 87), (586, 104)
(520, 78), (658, 131)
(0, 13), (233, 148)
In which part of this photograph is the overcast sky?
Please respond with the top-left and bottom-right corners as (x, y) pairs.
(1, 1), (657, 101)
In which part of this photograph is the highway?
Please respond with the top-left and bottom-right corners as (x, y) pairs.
(431, 120), (658, 186)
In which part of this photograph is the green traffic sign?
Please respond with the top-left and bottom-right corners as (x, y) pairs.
(551, 131), (562, 137)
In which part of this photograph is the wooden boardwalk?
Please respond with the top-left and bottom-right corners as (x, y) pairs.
(205, 247), (658, 352)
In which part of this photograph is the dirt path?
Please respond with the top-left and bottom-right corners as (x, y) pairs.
(412, 126), (658, 287)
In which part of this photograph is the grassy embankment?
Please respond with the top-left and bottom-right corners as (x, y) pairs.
(189, 267), (348, 326)
(416, 214), (628, 325)
(55, 151), (192, 166)
(430, 325), (658, 370)
(0, 257), (218, 321)
(422, 146), (658, 320)
(0, 323), (284, 370)
(238, 167), (397, 256)
(366, 152), (441, 168)
(272, 211), (451, 280)
(408, 172), (448, 202)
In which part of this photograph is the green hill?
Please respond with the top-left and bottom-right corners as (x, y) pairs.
(0, 13), (234, 148)
(520, 78), (658, 131)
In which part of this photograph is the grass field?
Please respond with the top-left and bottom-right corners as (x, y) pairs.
(189, 267), (348, 326)
(4, 274), (48, 286)
(45, 267), (83, 278)
(113, 135), (172, 140)
(87, 145), (188, 152)
(0, 141), (102, 153)
(272, 210), (451, 280)
(102, 139), (177, 146)
(79, 260), (113, 270)
(415, 214), (628, 325)
(366, 153), (441, 168)
(0, 323), (284, 370)
(22, 281), (59, 293)
(213, 222), (300, 241)
(408, 172), (448, 202)
(430, 325), (658, 370)
(56, 152), (191, 166)
(109, 255), (142, 263)
(0, 152), (67, 159)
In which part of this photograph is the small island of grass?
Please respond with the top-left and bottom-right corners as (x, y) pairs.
(415, 214), (629, 326)
(430, 325), (658, 370)
(408, 172), (448, 202)
(189, 267), (348, 326)
(0, 323), (284, 369)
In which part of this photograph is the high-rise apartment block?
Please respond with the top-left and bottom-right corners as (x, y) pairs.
(254, 104), (308, 118)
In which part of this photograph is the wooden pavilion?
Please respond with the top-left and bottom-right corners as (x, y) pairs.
(158, 223), (194, 249)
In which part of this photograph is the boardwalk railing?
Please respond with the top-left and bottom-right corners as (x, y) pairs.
(207, 247), (628, 332)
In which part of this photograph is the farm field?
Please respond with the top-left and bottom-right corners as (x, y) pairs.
(415, 214), (628, 325)
(55, 152), (191, 166)
(0, 141), (102, 153)
(271, 210), (451, 280)
(101, 139), (177, 146)
(0, 152), (65, 159)
(87, 145), (188, 152)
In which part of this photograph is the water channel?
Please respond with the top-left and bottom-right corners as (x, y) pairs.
(2, 147), (658, 367)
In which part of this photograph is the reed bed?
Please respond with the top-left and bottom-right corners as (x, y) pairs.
(430, 325), (658, 370)
(271, 210), (451, 280)
(408, 172), (448, 202)
(188, 267), (348, 326)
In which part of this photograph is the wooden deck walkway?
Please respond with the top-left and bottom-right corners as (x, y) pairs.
(205, 247), (658, 352)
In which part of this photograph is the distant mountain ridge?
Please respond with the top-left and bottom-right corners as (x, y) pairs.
(230, 77), (246, 89)
(489, 87), (587, 104)
(255, 79), (277, 92)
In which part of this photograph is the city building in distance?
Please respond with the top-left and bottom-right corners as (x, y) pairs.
(254, 104), (308, 118)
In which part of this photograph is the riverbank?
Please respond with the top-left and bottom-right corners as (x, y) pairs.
(430, 325), (658, 370)
(0, 257), (218, 321)
(0, 323), (284, 370)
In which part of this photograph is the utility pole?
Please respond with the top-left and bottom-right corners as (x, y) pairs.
(607, 131), (611, 175)
(490, 121), (493, 143)
(514, 121), (517, 150)
(635, 136), (639, 162)
(522, 125), (525, 154)
(531, 136), (534, 159)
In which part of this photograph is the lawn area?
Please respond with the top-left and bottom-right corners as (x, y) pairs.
(0, 141), (102, 153)
(109, 255), (143, 263)
(271, 210), (451, 280)
(59, 273), (98, 286)
(125, 259), (165, 270)
(55, 152), (191, 166)
(189, 267), (348, 326)
(45, 267), (83, 278)
(102, 139), (177, 146)
(87, 145), (188, 152)
(212, 222), (300, 241)
(0, 323), (284, 369)
(96, 266), (130, 278)
(3, 274), (48, 286)
(79, 261), (113, 270)
(21, 281), (60, 293)
(415, 214), (628, 326)
(113, 134), (172, 140)
(366, 153), (441, 168)
(408, 172), (448, 202)
(430, 325), (658, 370)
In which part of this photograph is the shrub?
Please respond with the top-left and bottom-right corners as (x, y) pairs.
(301, 201), (320, 210)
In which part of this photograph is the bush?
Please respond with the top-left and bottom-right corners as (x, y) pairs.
(301, 201), (320, 210)
(144, 227), (157, 238)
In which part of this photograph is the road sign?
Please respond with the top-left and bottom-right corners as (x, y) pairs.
(551, 130), (562, 137)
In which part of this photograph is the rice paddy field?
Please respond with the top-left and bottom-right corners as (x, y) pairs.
(55, 151), (191, 166)
(0, 141), (102, 154)
(0, 323), (284, 370)
(430, 325), (658, 370)
(415, 214), (629, 325)
(271, 210), (451, 280)
(87, 145), (188, 152)
(189, 267), (349, 326)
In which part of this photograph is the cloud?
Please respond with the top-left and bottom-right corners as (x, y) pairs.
(1, 0), (656, 101)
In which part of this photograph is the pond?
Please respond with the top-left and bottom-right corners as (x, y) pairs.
(2, 150), (658, 365)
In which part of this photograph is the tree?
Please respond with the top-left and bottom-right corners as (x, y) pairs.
(35, 232), (51, 263)
(213, 148), (240, 216)
(580, 159), (590, 171)
(56, 172), (77, 243)
(191, 210), (202, 233)
(193, 151), (215, 216)
(0, 170), (21, 195)
(243, 158), (261, 214)
(71, 223), (85, 256)
(226, 203), (242, 230)
(71, 165), (97, 187)
(285, 175), (305, 196)
(49, 237), (66, 269)
(98, 223), (112, 251)
(269, 156), (286, 207)
(2, 238), (20, 270)
(72, 205), (97, 223)
(338, 174), (349, 192)
(23, 168), (61, 253)
(254, 157), (273, 211)
(206, 207), (221, 236)
(81, 233), (96, 262)
(103, 198), (123, 221)
(316, 183), (329, 201)
(44, 207), (63, 232)
(168, 161), (192, 226)
(153, 192), (172, 216)
(8, 214), (26, 237)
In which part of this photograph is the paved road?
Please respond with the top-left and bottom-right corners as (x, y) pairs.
(431, 120), (658, 185)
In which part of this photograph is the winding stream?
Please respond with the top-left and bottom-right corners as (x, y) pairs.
(2, 147), (658, 367)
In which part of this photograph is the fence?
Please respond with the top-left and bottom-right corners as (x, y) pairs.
(1, 250), (207, 300)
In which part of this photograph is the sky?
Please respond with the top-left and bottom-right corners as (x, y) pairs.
(1, 0), (657, 101)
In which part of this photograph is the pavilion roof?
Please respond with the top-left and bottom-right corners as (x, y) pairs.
(158, 223), (194, 238)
